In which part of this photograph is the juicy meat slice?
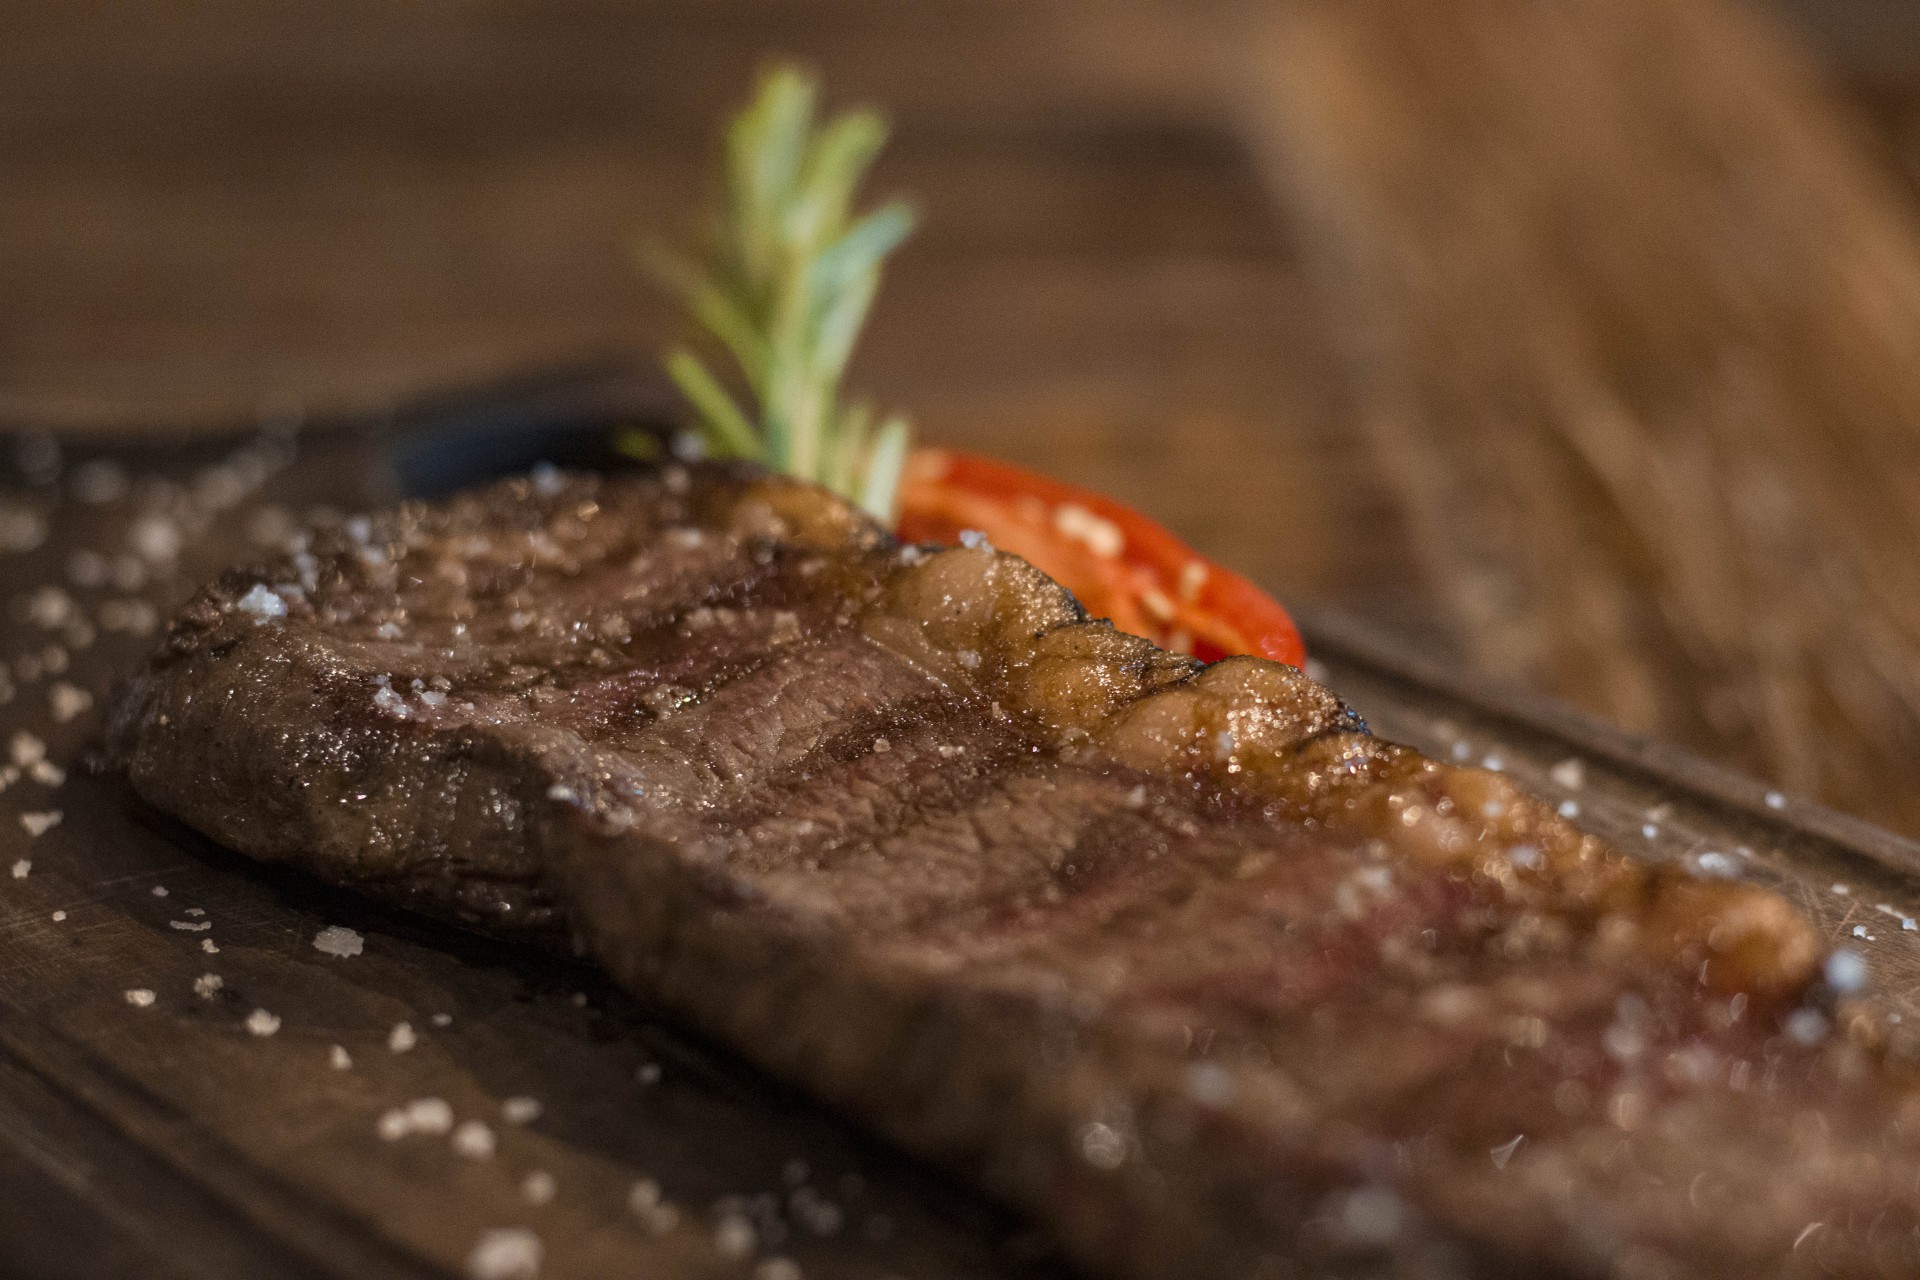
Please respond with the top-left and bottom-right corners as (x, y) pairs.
(107, 464), (1920, 1278)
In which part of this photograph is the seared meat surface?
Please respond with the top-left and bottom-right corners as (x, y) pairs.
(108, 464), (1920, 1278)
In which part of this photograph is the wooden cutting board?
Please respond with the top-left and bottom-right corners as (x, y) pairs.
(3, 371), (1918, 1279)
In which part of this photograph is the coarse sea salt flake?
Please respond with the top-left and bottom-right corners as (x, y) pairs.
(1825, 949), (1869, 993)
(389, 1020), (417, 1053)
(404, 1096), (453, 1135)
(452, 1120), (497, 1159)
(466, 1227), (542, 1280)
(313, 925), (364, 957)
(19, 810), (61, 837)
(9, 730), (44, 768)
(246, 1008), (282, 1037)
(236, 584), (289, 621)
(125, 988), (156, 1008)
(48, 681), (92, 723)
(502, 1096), (543, 1125)
(330, 1044), (353, 1070)
(193, 973), (223, 999)
(10, 858), (28, 879)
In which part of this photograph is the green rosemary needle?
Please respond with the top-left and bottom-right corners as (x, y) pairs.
(641, 64), (916, 523)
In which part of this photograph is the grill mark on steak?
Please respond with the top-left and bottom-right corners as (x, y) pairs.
(107, 463), (1920, 1278)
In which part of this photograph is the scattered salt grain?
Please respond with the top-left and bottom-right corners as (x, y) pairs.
(23, 586), (74, 629)
(129, 515), (182, 563)
(1557, 800), (1580, 819)
(1077, 1122), (1127, 1170)
(9, 730), (44, 769)
(29, 759), (63, 786)
(246, 1009), (282, 1037)
(312, 925), (364, 958)
(1853, 925), (1871, 940)
(713, 1214), (758, 1260)
(625, 1182), (679, 1228)
(452, 1120), (497, 1159)
(151, 885), (168, 897)
(372, 686), (410, 719)
(193, 973), (223, 999)
(330, 1044), (353, 1070)
(10, 859), (28, 879)
(466, 1227), (542, 1280)
(19, 810), (60, 837)
(389, 1021), (417, 1053)
(201, 938), (219, 954)
(1825, 950), (1869, 993)
(1765, 790), (1786, 810)
(170, 920), (212, 932)
(872, 736), (890, 754)
(1480, 754), (1504, 772)
(522, 1171), (556, 1205)
(50, 910), (65, 922)
(431, 1012), (452, 1027)
(530, 462), (565, 496)
(404, 1096), (454, 1135)
(1786, 1008), (1829, 1045)
(501, 1096), (543, 1125)
(1692, 852), (1738, 878)
(125, 988), (156, 1008)
(0, 504), (46, 554)
(45, 679), (90, 721)
(1549, 758), (1585, 789)
(1873, 903), (1919, 931)
(235, 584), (287, 622)
(635, 1063), (662, 1085)
(377, 1109), (412, 1141)
(957, 529), (989, 550)
(545, 784), (575, 802)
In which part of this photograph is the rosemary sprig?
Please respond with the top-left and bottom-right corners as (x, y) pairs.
(642, 64), (916, 522)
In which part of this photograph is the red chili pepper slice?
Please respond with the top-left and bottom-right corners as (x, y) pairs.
(895, 448), (1306, 669)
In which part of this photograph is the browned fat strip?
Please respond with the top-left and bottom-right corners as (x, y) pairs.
(108, 466), (1918, 1279)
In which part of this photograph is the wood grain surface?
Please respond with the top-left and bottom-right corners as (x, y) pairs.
(3, 0), (1920, 836)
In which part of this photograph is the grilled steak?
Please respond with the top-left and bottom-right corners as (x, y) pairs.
(107, 463), (1920, 1278)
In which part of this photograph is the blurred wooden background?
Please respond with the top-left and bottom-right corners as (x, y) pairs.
(6, 0), (1920, 833)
